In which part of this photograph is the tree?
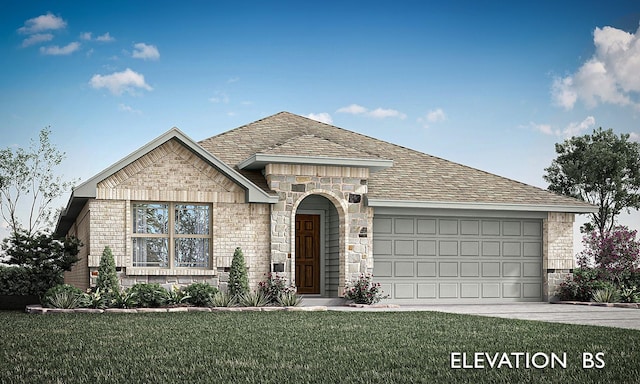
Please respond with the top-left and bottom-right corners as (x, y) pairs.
(544, 128), (640, 234)
(0, 127), (77, 238)
(228, 247), (249, 297)
(96, 246), (120, 295)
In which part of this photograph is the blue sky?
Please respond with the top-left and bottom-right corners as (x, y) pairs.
(1, 1), (639, 244)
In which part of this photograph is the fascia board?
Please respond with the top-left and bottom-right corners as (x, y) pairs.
(365, 198), (599, 214)
(238, 153), (393, 172)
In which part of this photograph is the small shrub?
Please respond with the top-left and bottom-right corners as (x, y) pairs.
(183, 282), (218, 307)
(96, 246), (120, 300)
(111, 288), (138, 309)
(210, 291), (236, 307)
(228, 247), (249, 298)
(557, 268), (610, 302)
(165, 285), (190, 306)
(128, 283), (168, 308)
(43, 284), (85, 308)
(83, 287), (108, 309)
(343, 273), (388, 305)
(237, 291), (269, 307)
(258, 273), (296, 305)
(0, 266), (33, 296)
(277, 291), (303, 307)
(619, 285), (640, 303)
(592, 284), (621, 303)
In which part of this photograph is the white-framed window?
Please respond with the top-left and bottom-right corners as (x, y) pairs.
(132, 202), (211, 268)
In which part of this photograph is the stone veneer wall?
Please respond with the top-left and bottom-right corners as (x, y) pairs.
(543, 212), (575, 300)
(68, 138), (271, 291)
(265, 163), (374, 296)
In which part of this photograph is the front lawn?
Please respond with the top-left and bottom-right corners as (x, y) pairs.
(1, 311), (639, 383)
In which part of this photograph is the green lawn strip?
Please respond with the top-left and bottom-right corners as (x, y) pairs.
(0, 311), (638, 383)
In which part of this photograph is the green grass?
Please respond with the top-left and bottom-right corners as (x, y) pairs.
(1, 311), (639, 383)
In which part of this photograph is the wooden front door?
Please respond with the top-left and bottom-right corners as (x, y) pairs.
(295, 214), (320, 294)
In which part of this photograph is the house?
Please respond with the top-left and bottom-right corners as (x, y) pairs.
(55, 112), (597, 303)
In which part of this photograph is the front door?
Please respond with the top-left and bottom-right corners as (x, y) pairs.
(295, 214), (320, 294)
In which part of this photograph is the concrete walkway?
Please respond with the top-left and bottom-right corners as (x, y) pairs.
(328, 302), (640, 331)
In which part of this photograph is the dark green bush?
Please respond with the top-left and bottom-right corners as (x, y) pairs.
(0, 266), (33, 296)
(557, 268), (611, 301)
(42, 284), (85, 308)
(183, 282), (218, 307)
(228, 247), (249, 298)
(128, 283), (168, 308)
(1, 230), (82, 297)
(96, 246), (120, 297)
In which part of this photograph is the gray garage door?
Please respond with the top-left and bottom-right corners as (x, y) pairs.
(373, 216), (543, 303)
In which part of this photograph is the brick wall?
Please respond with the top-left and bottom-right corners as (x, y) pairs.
(543, 212), (575, 300)
(63, 202), (91, 290)
(67, 137), (271, 291)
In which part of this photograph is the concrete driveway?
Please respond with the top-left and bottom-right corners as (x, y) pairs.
(330, 302), (640, 330)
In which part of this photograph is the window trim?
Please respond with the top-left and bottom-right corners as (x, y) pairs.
(131, 202), (213, 269)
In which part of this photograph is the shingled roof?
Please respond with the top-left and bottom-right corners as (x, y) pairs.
(199, 111), (596, 212)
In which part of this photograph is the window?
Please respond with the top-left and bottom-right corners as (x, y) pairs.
(132, 203), (211, 268)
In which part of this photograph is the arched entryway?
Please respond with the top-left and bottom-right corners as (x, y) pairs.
(293, 194), (343, 297)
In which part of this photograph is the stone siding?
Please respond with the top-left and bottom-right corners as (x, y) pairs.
(265, 163), (373, 295)
(543, 212), (575, 300)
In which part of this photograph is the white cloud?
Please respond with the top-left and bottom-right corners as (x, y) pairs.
(132, 43), (160, 60)
(530, 116), (596, 138)
(96, 32), (115, 42)
(629, 132), (640, 142)
(552, 25), (640, 109)
(336, 104), (406, 119)
(89, 68), (153, 95)
(563, 116), (596, 137)
(209, 92), (229, 104)
(118, 103), (142, 114)
(39, 42), (80, 55)
(21, 33), (53, 47)
(306, 112), (333, 124)
(418, 108), (447, 128)
(369, 108), (407, 119)
(18, 13), (67, 34)
(80, 32), (92, 41)
(337, 104), (367, 115)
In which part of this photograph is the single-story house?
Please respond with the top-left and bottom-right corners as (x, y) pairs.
(55, 112), (597, 303)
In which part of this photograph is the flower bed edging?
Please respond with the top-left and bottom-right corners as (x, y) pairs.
(552, 301), (639, 309)
(25, 305), (328, 314)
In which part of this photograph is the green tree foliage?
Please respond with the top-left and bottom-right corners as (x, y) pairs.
(0, 127), (77, 237)
(96, 246), (120, 295)
(544, 128), (640, 234)
(1, 230), (81, 297)
(228, 247), (249, 297)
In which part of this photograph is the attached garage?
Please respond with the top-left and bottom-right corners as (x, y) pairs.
(373, 214), (544, 303)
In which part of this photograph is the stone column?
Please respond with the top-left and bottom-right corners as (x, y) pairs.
(543, 212), (575, 301)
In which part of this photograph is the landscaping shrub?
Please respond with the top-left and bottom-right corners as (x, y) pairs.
(618, 285), (640, 303)
(277, 291), (303, 307)
(237, 291), (269, 307)
(343, 273), (388, 304)
(111, 288), (138, 309)
(128, 283), (168, 308)
(82, 288), (108, 309)
(0, 266), (33, 296)
(592, 283), (621, 303)
(165, 285), (190, 306)
(210, 291), (236, 307)
(96, 246), (120, 298)
(42, 284), (85, 308)
(228, 247), (249, 298)
(183, 282), (218, 307)
(1, 230), (81, 298)
(557, 268), (610, 301)
(258, 273), (296, 305)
